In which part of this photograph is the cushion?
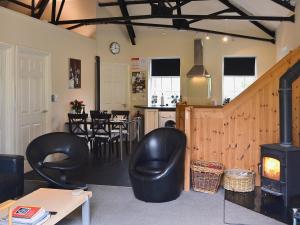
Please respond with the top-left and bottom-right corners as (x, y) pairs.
(136, 161), (167, 175)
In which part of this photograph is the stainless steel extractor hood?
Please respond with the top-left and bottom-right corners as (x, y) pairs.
(187, 39), (209, 77)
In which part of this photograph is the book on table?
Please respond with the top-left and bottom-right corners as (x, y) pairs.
(0, 206), (50, 225)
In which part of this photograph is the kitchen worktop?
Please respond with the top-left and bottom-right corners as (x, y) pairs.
(134, 105), (176, 111)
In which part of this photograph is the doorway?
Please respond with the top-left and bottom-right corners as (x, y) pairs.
(15, 47), (51, 159)
(100, 63), (130, 111)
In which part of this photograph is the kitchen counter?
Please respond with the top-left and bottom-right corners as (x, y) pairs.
(134, 105), (176, 111)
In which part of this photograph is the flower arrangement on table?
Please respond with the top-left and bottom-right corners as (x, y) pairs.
(70, 99), (85, 113)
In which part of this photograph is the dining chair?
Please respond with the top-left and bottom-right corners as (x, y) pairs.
(111, 110), (130, 154)
(90, 111), (120, 159)
(67, 113), (92, 149)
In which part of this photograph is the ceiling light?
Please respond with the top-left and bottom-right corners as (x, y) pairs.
(222, 36), (229, 43)
(205, 34), (210, 40)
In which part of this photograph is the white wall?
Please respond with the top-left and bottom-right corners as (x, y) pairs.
(0, 7), (96, 133)
(97, 25), (275, 105)
(276, 1), (300, 60)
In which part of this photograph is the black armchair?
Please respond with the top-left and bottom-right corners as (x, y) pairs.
(0, 154), (24, 203)
(129, 128), (186, 202)
(26, 132), (88, 190)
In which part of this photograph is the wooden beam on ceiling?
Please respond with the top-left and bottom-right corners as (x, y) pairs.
(176, 0), (181, 15)
(270, 0), (295, 12)
(51, 0), (56, 24)
(118, 0), (136, 45)
(31, 0), (35, 16)
(34, 0), (49, 19)
(109, 21), (275, 43)
(188, 8), (233, 24)
(56, 14), (294, 26)
(66, 20), (275, 43)
(4, 0), (31, 9)
(219, 0), (276, 38)
(171, 0), (191, 11)
(56, 0), (65, 22)
(98, 0), (205, 7)
(67, 24), (84, 30)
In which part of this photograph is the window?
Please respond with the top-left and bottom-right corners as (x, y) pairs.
(149, 58), (180, 105)
(223, 57), (256, 101)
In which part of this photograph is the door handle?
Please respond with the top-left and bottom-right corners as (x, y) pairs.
(41, 110), (48, 113)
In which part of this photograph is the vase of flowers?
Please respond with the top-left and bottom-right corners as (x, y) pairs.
(70, 99), (85, 114)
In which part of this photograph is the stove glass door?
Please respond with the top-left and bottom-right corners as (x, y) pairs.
(262, 157), (280, 181)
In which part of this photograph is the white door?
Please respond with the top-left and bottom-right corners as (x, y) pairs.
(100, 63), (129, 111)
(16, 47), (49, 157)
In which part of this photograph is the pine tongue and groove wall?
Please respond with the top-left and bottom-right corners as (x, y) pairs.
(177, 47), (300, 191)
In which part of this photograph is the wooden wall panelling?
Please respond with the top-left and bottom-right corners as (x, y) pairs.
(180, 47), (300, 189)
(184, 106), (192, 191)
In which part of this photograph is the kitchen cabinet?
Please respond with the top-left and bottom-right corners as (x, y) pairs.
(144, 109), (159, 134)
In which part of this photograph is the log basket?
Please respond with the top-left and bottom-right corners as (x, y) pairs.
(191, 160), (224, 194)
(223, 169), (255, 192)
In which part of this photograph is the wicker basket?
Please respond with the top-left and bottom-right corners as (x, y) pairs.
(223, 169), (255, 192)
(191, 160), (224, 194)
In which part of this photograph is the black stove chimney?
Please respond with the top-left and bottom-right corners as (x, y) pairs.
(279, 61), (300, 147)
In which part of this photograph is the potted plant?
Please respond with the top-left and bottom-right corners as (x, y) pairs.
(70, 99), (85, 114)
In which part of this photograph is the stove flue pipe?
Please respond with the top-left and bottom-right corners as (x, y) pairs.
(279, 60), (300, 147)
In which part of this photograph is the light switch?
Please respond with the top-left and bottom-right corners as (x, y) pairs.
(51, 94), (58, 102)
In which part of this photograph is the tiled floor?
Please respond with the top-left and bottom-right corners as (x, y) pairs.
(225, 187), (300, 224)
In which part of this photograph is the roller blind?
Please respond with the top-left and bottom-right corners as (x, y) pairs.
(151, 58), (180, 76)
(224, 57), (256, 76)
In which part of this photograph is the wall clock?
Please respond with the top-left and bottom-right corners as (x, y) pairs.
(109, 42), (120, 55)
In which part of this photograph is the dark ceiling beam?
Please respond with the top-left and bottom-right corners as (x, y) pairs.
(176, 0), (181, 14)
(109, 21), (275, 43)
(188, 8), (232, 24)
(56, 0), (65, 22)
(34, 0), (49, 19)
(31, 0), (35, 17)
(164, 0), (173, 8)
(118, 0), (136, 45)
(219, 0), (276, 38)
(67, 24), (84, 30)
(56, 14), (294, 25)
(65, 21), (274, 43)
(171, 0), (191, 11)
(270, 0), (295, 11)
(99, 0), (206, 7)
(51, 0), (56, 24)
(4, 0), (31, 9)
(35, 0), (43, 8)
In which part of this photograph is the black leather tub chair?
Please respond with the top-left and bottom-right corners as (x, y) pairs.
(129, 128), (186, 202)
(0, 155), (24, 203)
(26, 132), (88, 190)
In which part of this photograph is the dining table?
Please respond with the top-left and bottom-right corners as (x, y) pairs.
(66, 117), (142, 160)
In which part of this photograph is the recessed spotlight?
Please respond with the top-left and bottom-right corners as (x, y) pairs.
(222, 36), (229, 43)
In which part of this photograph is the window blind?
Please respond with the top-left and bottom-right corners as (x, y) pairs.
(151, 58), (180, 76)
(224, 57), (256, 76)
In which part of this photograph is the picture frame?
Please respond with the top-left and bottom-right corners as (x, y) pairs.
(69, 58), (81, 89)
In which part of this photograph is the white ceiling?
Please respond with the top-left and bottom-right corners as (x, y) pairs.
(0, 0), (295, 39)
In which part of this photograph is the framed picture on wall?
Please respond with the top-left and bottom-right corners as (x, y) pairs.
(69, 58), (81, 89)
(132, 71), (146, 93)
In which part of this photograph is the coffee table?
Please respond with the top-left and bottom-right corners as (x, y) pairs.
(0, 188), (92, 225)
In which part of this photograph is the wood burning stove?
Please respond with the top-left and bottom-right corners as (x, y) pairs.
(260, 61), (300, 207)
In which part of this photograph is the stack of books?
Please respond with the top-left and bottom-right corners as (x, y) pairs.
(0, 206), (50, 225)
